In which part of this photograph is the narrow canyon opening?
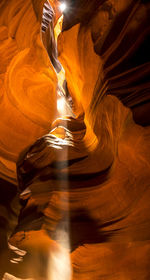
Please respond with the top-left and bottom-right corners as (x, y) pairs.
(0, 0), (150, 279)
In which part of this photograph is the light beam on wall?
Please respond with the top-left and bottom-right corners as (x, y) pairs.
(59, 2), (67, 12)
(57, 94), (66, 115)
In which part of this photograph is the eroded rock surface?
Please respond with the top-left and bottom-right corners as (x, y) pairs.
(0, 0), (150, 279)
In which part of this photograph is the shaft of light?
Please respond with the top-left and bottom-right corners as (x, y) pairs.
(59, 3), (67, 12)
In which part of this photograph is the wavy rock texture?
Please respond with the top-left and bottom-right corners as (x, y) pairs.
(0, 0), (150, 279)
(0, 0), (58, 184)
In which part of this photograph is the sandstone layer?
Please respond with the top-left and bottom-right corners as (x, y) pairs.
(0, 0), (150, 279)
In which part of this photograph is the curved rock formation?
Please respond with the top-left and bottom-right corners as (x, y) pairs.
(0, 0), (150, 279)
(0, 0), (58, 184)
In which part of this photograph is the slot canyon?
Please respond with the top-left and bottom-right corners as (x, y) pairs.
(0, 0), (150, 279)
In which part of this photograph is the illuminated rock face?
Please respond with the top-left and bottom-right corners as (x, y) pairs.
(0, 0), (150, 279)
(0, 0), (58, 183)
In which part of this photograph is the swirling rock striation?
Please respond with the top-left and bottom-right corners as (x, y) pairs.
(0, 0), (150, 279)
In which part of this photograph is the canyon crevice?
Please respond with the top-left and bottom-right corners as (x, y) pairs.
(0, 0), (150, 279)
